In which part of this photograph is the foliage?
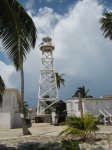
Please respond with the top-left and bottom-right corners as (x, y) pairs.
(0, 76), (5, 95)
(72, 85), (93, 98)
(0, 0), (36, 70)
(60, 113), (99, 141)
(100, 11), (112, 40)
(62, 139), (80, 150)
(55, 72), (65, 89)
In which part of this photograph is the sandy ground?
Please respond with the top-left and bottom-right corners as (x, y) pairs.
(98, 125), (112, 134)
(0, 123), (112, 140)
(0, 123), (67, 140)
(0, 124), (112, 149)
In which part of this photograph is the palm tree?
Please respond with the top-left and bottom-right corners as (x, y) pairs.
(0, 76), (5, 95)
(100, 12), (112, 40)
(72, 86), (93, 117)
(72, 85), (93, 98)
(55, 72), (65, 89)
(0, 0), (36, 135)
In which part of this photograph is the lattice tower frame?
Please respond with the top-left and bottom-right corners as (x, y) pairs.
(37, 37), (59, 115)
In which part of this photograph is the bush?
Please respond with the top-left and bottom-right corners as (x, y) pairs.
(62, 139), (80, 150)
(60, 113), (99, 141)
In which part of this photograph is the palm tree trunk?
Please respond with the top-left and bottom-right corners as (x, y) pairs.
(20, 64), (31, 135)
(78, 92), (83, 118)
(79, 98), (83, 118)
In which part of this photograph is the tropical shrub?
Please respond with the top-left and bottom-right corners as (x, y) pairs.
(62, 139), (80, 150)
(60, 113), (99, 141)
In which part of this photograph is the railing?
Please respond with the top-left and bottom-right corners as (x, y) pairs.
(99, 109), (112, 124)
(104, 109), (112, 123)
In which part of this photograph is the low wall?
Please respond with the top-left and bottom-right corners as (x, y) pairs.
(0, 113), (11, 128)
(84, 99), (112, 116)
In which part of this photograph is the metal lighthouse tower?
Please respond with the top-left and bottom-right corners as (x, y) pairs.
(37, 37), (58, 115)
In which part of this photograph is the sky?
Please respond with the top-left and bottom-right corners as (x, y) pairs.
(1, 0), (112, 106)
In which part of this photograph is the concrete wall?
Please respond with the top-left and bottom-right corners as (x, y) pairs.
(0, 113), (11, 128)
(66, 98), (112, 117)
(66, 100), (83, 117)
(84, 99), (112, 116)
(0, 89), (21, 128)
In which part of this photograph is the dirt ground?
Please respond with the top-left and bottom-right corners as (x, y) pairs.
(0, 123), (66, 139)
(97, 125), (112, 133)
(0, 124), (112, 149)
(0, 123), (112, 140)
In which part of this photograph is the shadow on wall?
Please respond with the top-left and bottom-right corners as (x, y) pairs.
(0, 142), (64, 150)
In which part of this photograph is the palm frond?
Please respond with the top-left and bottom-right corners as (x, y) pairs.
(0, 0), (37, 70)
(60, 114), (99, 141)
(73, 85), (92, 98)
(83, 113), (99, 132)
(66, 116), (84, 130)
(55, 72), (65, 89)
(100, 12), (112, 40)
(60, 127), (88, 139)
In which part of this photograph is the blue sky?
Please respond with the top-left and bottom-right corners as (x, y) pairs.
(1, 0), (112, 106)
(19, 0), (78, 14)
(18, 0), (112, 12)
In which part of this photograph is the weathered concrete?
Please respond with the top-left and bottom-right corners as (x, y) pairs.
(0, 89), (21, 128)
(66, 98), (112, 117)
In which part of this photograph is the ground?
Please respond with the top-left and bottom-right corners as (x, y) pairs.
(0, 123), (66, 139)
(0, 123), (66, 149)
(0, 123), (112, 149)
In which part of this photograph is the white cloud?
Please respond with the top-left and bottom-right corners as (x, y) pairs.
(33, 7), (61, 36)
(0, 61), (15, 87)
(1, 0), (112, 105)
(54, 0), (105, 77)
(53, 0), (112, 98)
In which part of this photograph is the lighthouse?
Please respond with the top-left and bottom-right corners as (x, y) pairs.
(37, 37), (58, 115)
